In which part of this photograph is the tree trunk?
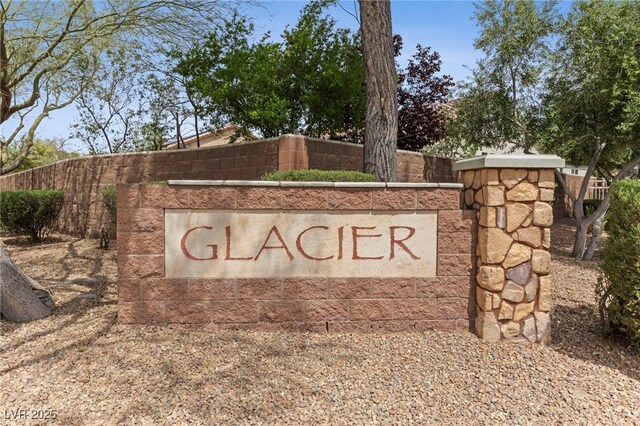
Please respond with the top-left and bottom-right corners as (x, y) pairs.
(584, 215), (604, 260)
(559, 151), (640, 260)
(359, 0), (398, 182)
(571, 194), (587, 258)
(194, 113), (200, 148)
(175, 113), (182, 149)
(572, 219), (589, 258)
(0, 247), (54, 322)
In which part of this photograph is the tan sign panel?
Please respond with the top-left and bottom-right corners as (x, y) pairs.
(165, 210), (437, 278)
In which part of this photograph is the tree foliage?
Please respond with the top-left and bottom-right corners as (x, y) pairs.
(453, 0), (640, 259)
(3, 138), (79, 173)
(179, 1), (365, 141)
(449, 0), (559, 153)
(180, 0), (452, 153)
(542, 0), (640, 259)
(396, 36), (454, 152)
(71, 49), (146, 154)
(542, 0), (640, 170)
(599, 179), (640, 346)
(0, 0), (249, 173)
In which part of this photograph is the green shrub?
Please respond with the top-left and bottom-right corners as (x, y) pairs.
(598, 179), (640, 346)
(583, 199), (601, 216)
(101, 186), (117, 225)
(262, 169), (377, 182)
(0, 190), (64, 241)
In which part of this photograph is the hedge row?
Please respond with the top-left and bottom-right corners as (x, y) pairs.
(599, 179), (640, 346)
(0, 190), (64, 242)
(262, 169), (377, 182)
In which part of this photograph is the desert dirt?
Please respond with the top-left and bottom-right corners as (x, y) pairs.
(1, 218), (639, 425)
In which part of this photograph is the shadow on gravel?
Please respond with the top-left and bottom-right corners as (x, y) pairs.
(1, 236), (68, 246)
(550, 303), (640, 383)
(0, 279), (116, 352)
(1, 236), (118, 373)
(0, 313), (117, 374)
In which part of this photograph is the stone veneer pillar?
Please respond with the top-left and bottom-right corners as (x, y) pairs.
(453, 154), (565, 343)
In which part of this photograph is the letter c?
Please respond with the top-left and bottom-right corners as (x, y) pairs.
(296, 226), (334, 261)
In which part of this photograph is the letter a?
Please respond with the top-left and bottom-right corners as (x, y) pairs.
(254, 225), (294, 260)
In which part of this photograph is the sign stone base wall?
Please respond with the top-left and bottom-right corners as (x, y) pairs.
(117, 182), (476, 332)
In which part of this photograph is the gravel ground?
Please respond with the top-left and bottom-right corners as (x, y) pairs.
(1, 218), (639, 425)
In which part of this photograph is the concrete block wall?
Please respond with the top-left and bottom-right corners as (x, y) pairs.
(0, 139), (280, 237)
(0, 135), (457, 238)
(303, 136), (457, 183)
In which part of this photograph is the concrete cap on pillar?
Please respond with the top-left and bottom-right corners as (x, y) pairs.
(453, 154), (565, 171)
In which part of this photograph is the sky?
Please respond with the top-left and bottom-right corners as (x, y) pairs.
(3, 1), (573, 153)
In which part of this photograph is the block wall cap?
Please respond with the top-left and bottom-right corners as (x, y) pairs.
(167, 180), (463, 189)
(452, 154), (565, 171)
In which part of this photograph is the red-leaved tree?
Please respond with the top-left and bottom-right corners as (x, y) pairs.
(395, 35), (454, 152)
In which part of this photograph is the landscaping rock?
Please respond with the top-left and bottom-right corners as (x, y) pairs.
(500, 169), (528, 189)
(533, 202), (553, 227)
(1, 220), (638, 426)
(502, 281), (525, 303)
(483, 185), (505, 206)
(479, 228), (512, 264)
(501, 321), (520, 338)
(506, 203), (532, 232)
(498, 302), (515, 320)
(503, 243), (531, 268)
(513, 301), (535, 322)
(524, 275), (538, 303)
(505, 263), (531, 285)
(531, 250), (551, 275)
(515, 227), (542, 248)
(506, 182), (538, 202)
(477, 266), (505, 291)
(523, 317), (537, 342)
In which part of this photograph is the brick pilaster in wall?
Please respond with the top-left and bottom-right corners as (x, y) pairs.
(278, 135), (309, 171)
(462, 168), (555, 343)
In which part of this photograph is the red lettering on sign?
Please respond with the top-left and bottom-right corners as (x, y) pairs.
(254, 225), (294, 260)
(225, 225), (253, 260)
(351, 226), (383, 260)
(296, 226), (333, 261)
(389, 226), (420, 260)
(337, 226), (344, 260)
(180, 226), (218, 260)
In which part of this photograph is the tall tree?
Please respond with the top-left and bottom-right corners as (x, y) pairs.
(180, 2), (365, 141)
(395, 36), (454, 152)
(359, 0), (397, 181)
(172, 54), (205, 148)
(71, 49), (146, 154)
(0, 0), (251, 322)
(0, 0), (247, 174)
(542, 0), (640, 259)
(140, 73), (190, 151)
(450, 0), (558, 153)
